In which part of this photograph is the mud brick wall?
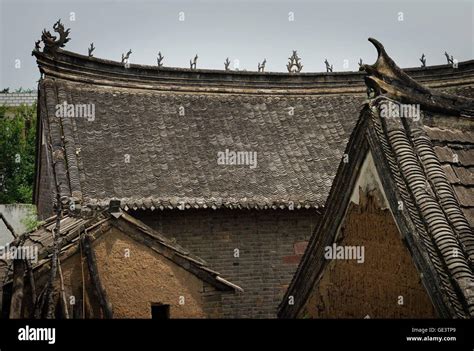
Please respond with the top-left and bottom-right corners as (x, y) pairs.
(299, 197), (437, 318)
(93, 227), (209, 318)
(132, 208), (320, 318)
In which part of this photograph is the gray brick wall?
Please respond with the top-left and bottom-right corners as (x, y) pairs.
(0, 93), (37, 107)
(132, 208), (320, 318)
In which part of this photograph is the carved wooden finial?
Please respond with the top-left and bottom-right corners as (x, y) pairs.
(157, 52), (164, 68)
(190, 54), (198, 70)
(419, 53), (426, 68)
(287, 50), (302, 73)
(88, 43), (95, 57)
(121, 49), (132, 63)
(41, 19), (71, 53)
(324, 59), (333, 73)
(444, 51), (454, 65)
(258, 58), (266, 72)
(224, 57), (231, 71)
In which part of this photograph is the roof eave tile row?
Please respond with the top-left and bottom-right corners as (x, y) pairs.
(369, 99), (474, 318)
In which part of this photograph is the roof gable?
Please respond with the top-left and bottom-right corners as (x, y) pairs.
(279, 39), (474, 319)
(0, 211), (241, 292)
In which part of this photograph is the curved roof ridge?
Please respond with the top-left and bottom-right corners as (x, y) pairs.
(33, 21), (474, 93)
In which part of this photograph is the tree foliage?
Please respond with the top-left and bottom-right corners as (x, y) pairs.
(0, 104), (37, 203)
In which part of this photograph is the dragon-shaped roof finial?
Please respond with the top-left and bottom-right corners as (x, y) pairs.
(359, 38), (431, 98)
(40, 19), (71, 54)
(360, 38), (472, 115)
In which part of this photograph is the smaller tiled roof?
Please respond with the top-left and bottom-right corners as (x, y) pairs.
(0, 211), (242, 292)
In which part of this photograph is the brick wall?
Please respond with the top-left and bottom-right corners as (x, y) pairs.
(131, 208), (320, 318)
(0, 93), (37, 107)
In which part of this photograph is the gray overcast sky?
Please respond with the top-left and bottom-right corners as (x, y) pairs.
(1, 0), (473, 89)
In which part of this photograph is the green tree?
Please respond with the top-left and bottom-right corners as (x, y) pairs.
(0, 103), (37, 203)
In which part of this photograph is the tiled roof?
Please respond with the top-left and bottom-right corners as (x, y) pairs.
(280, 38), (474, 318)
(0, 211), (241, 292)
(371, 100), (474, 317)
(32, 23), (474, 211)
(39, 78), (362, 210)
(426, 126), (474, 227)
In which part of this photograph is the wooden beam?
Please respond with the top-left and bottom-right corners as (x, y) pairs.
(44, 210), (61, 319)
(25, 259), (37, 311)
(9, 259), (25, 318)
(0, 212), (16, 238)
(81, 234), (113, 319)
(57, 256), (70, 319)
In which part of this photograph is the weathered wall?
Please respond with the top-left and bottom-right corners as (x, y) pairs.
(18, 251), (100, 318)
(53, 251), (100, 318)
(133, 209), (319, 318)
(92, 227), (208, 318)
(298, 195), (437, 318)
(17, 225), (229, 318)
